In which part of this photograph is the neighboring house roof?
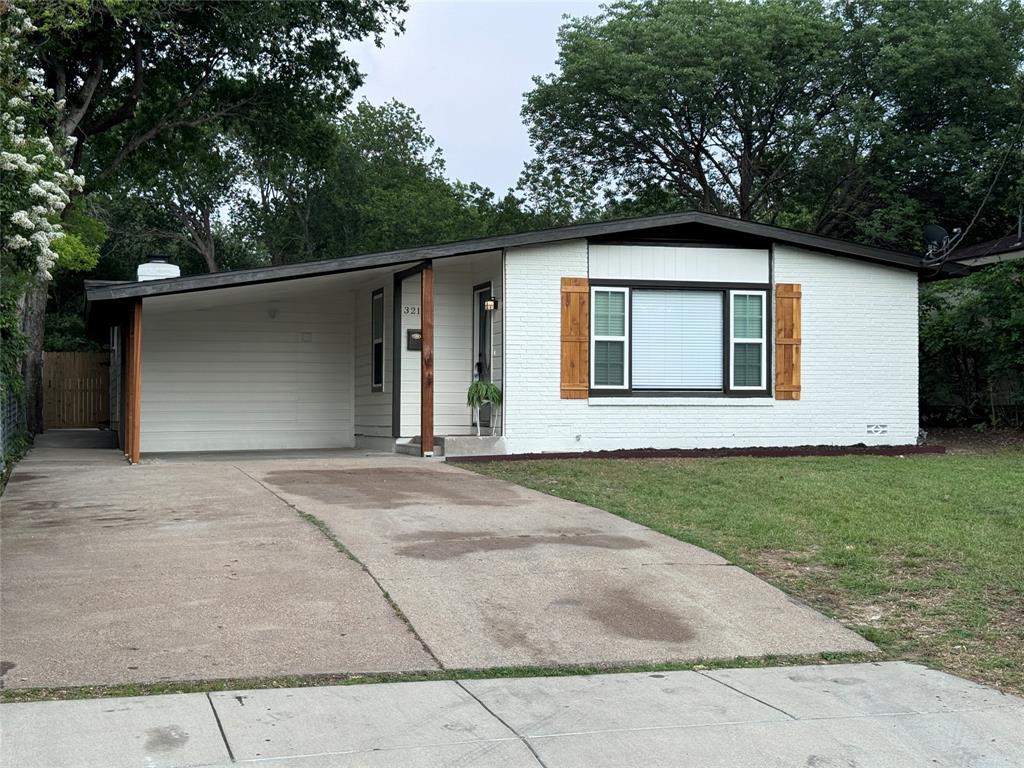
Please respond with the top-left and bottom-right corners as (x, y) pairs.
(949, 232), (1024, 268)
(85, 210), (965, 309)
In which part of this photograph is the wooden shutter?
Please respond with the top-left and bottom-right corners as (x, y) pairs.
(560, 277), (589, 399)
(775, 283), (801, 400)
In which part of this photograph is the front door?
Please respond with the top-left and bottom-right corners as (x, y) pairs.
(472, 284), (492, 429)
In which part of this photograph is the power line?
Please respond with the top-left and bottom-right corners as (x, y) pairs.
(947, 113), (1024, 258)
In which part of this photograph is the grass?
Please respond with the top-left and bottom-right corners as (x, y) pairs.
(0, 651), (877, 703)
(469, 451), (1024, 695)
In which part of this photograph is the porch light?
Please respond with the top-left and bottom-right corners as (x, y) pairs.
(483, 296), (498, 312)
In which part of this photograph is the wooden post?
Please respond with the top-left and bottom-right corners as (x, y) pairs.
(123, 316), (133, 460)
(125, 299), (143, 464)
(420, 262), (434, 456)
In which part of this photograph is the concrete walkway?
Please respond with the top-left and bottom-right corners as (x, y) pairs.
(3, 663), (1021, 767)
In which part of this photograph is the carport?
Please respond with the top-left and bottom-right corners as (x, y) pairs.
(87, 258), (446, 462)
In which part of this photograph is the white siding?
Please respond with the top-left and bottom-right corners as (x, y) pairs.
(590, 244), (769, 282)
(395, 253), (503, 437)
(140, 288), (354, 452)
(354, 278), (393, 437)
(399, 273), (422, 437)
(476, 252), (504, 418)
(434, 262), (475, 435)
(502, 241), (919, 452)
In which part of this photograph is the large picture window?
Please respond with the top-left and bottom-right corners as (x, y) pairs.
(633, 290), (723, 389)
(590, 285), (768, 396)
(371, 288), (384, 392)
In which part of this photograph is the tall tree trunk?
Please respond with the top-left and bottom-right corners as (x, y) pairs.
(202, 245), (218, 273)
(21, 277), (49, 435)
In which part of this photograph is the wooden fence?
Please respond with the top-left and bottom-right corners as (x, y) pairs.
(43, 351), (110, 429)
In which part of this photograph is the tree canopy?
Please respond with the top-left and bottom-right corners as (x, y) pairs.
(11, 0), (407, 430)
(32, 0), (406, 183)
(524, 0), (1024, 250)
(921, 260), (1024, 426)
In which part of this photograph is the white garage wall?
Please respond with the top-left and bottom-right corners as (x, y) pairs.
(502, 240), (919, 452)
(140, 286), (355, 452)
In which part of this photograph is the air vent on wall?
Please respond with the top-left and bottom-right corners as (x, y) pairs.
(866, 424), (888, 435)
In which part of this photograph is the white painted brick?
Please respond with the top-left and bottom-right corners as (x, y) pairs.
(502, 241), (919, 452)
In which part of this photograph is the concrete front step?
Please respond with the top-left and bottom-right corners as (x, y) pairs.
(442, 435), (504, 457)
(395, 435), (506, 458)
(395, 437), (445, 457)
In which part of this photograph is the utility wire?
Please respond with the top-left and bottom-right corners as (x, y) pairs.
(945, 113), (1024, 259)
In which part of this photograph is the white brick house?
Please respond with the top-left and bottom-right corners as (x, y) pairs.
(85, 212), (948, 461)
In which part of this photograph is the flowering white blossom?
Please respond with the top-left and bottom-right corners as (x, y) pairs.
(10, 210), (34, 228)
(0, 4), (81, 278)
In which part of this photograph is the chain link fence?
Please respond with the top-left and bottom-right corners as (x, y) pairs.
(1, 383), (28, 476)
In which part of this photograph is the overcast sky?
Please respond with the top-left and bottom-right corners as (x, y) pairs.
(350, 0), (603, 195)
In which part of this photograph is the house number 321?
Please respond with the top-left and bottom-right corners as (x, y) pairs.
(402, 306), (420, 315)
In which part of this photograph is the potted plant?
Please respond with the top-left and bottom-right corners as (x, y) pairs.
(466, 380), (503, 436)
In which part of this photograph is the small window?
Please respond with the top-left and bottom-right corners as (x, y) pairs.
(730, 291), (766, 390)
(371, 288), (384, 391)
(591, 288), (628, 388)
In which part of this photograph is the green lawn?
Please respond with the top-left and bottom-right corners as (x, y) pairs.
(469, 451), (1024, 694)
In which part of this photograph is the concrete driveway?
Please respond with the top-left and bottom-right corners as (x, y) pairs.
(0, 433), (433, 689)
(250, 457), (873, 669)
(1, 431), (871, 689)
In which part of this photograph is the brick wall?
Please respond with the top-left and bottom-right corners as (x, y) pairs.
(502, 240), (919, 452)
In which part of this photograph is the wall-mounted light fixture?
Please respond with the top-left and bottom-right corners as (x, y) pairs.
(483, 296), (498, 312)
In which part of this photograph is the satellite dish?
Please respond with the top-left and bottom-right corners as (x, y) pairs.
(923, 224), (949, 252)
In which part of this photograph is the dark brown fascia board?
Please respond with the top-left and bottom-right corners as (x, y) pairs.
(950, 234), (1024, 260)
(85, 211), (946, 305)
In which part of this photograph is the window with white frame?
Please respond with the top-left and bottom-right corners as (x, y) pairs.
(371, 288), (384, 391)
(589, 285), (769, 395)
(730, 291), (766, 390)
(591, 288), (628, 388)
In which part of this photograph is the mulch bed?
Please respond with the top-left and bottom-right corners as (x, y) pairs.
(450, 443), (946, 464)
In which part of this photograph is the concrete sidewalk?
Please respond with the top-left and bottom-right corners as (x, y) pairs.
(3, 662), (1021, 768)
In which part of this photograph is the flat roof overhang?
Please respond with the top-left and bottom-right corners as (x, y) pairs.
(85, 210), (967, 334)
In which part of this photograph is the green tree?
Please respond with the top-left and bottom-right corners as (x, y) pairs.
(920, 261), (1024, 426)
(524, 0), (843, 222)
(18, 0), (406, 431)
(523, 0), (1024, 248)
(239, 100), (544, 265)
(112, 124), (242, 273)
(1, 3), (94, 419)
(787, 0), (1024, 246)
